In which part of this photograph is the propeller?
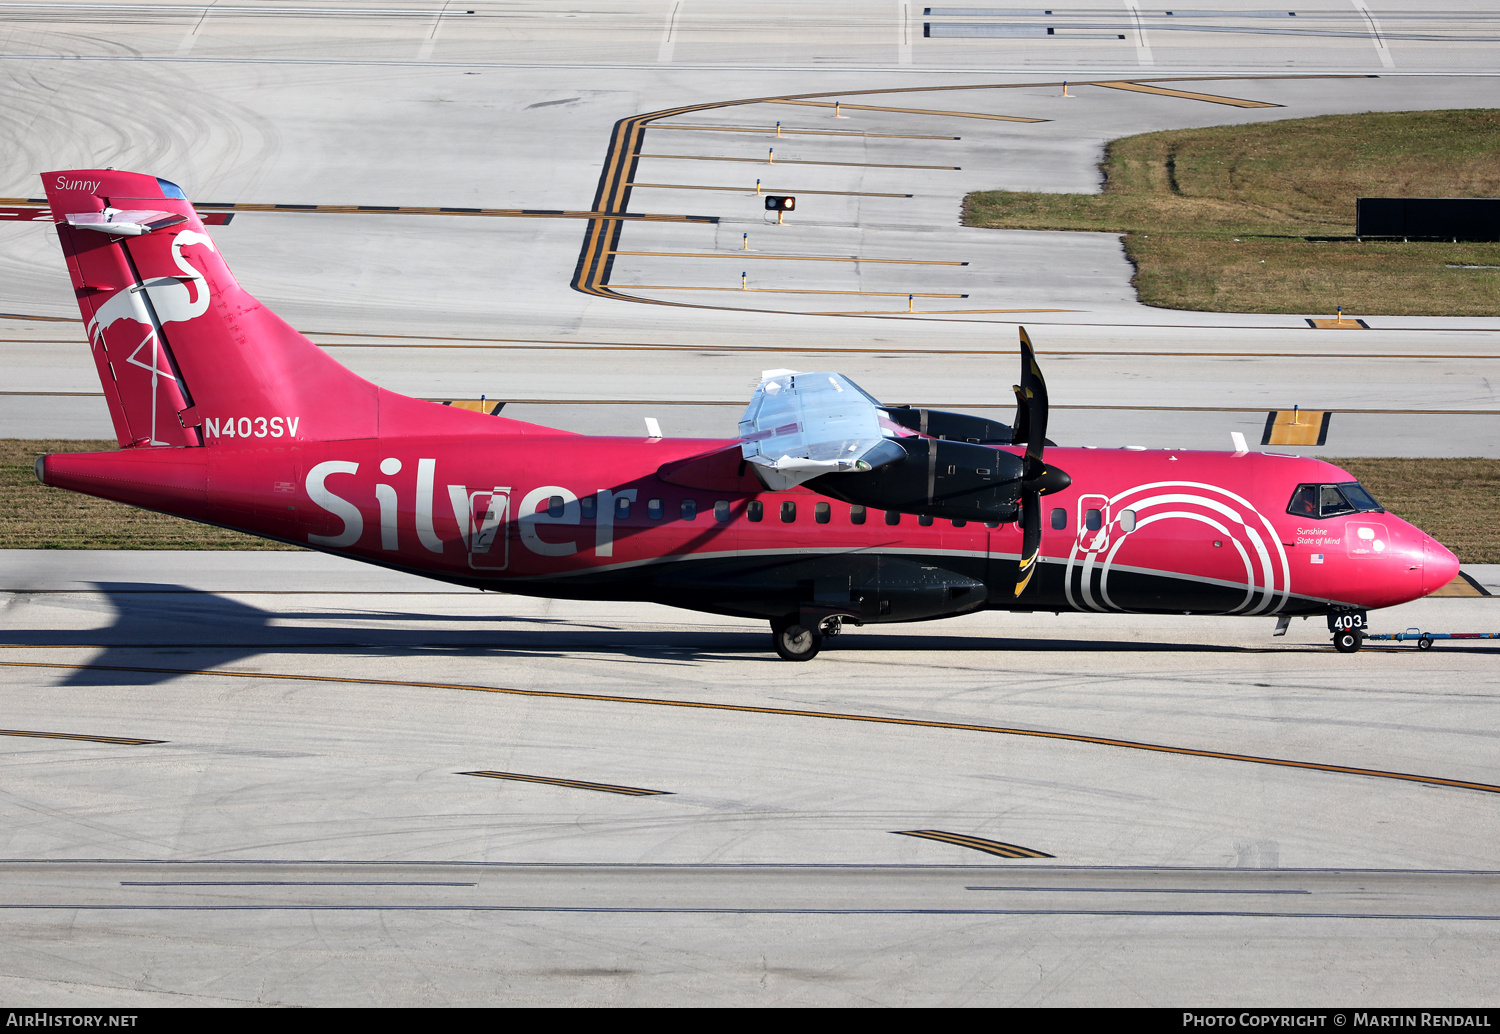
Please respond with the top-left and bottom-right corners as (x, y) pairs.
(1011, 327), (1070, 596)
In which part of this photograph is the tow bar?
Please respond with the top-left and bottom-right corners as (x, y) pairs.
(1364, 627), (1500, 651)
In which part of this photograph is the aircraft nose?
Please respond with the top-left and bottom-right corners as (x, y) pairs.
(1423, 536), (1461, 595)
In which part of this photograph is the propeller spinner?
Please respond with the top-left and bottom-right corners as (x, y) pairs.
(1012, 327), (1071, 596)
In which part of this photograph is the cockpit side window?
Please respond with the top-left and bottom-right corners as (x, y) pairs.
(1287, 482), (1385, 518)
(1319, 485), (1352, 517)
(1287, 484), (1320, 517)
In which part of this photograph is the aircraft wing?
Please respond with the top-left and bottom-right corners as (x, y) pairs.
(736, 370), (1029, 522)
(737, 370), (909, 491)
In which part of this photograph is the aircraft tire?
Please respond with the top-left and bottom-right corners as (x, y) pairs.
(1333, 630), (1363, 654)
(771, 618), (822, 661)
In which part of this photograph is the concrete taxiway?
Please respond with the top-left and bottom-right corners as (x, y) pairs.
(1, 551), (1498, 1004)
(1, 0), (1499, 1006)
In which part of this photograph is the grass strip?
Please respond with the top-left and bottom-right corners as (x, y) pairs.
(1328, 457), (1500, 565)
(2, 441), (1494, 562)
(1, 440), (299, 550)
(962, 110), (1500, 316)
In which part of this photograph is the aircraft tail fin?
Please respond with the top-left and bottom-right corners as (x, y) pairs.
(42, 169), (560, 449)
(43, 169), (384, 448)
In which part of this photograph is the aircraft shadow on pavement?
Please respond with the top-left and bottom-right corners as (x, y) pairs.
(0, 582), (1375, 686)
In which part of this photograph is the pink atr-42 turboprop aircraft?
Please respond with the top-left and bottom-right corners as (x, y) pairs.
(33, 169), (1460, 660)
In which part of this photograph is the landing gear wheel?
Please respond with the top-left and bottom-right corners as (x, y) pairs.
(1333, 630), (1363, 654)
(771, 617), (822, 661)
(1417, 636), (1434, 651)
(819, 616), (842, 638)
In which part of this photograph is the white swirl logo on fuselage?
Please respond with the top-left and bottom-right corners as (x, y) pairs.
(1064, 480), (1290, 616)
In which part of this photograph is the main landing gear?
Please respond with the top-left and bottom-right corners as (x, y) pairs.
(771, 616), (821, 661)
(769, 615), (845, 661)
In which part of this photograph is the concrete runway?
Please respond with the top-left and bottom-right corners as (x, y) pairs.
(1, 0), (1500, 1006)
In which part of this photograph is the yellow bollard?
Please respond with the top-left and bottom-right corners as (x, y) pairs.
(776, 121), (782, 137)
(741, 272), (747, 290)
(834, 101), (845, 118)
(768, 147), (774, 164)
(1062, 80), (1072, 98)
(742, 233), (749, 250)
(755, 178), (761, 194)
(1336, 304), (1345, 324)
(908, 294), (914, 313)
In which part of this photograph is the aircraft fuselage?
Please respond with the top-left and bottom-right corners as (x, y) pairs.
(42, 432), (1454, 625)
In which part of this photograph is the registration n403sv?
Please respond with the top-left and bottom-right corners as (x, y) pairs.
(33, 169), (1459, 659)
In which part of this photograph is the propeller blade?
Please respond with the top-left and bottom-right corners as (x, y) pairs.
(1016, 326), (1048, 474)
(1015, 491), (1041, 596)
(1012, 328), (1063, 596)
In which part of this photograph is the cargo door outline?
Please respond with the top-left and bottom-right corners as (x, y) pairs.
(1068, 493), (1112, 612)
(1077, 493), (1111, 553)
(448, 485), (511, 570)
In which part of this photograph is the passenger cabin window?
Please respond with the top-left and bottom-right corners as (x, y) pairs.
(1287, 482), (1385, 519)
(547, 495), (565, 518)
(617, 496), (633, 520)
(885, 510), (901, 526)
(815, 502), (830, 524)
(850, 505), (867, 525)
(781, 501), (797, 523)
(1119, 509), (1137, 533)
(681, 499), (697, 521)
(581, 495), (597, 520)
(747, 501), (763, 522)
(1050, 507), (1067, 531)
(714, 500), (731, 522)
(1084, 508), (1103, 531)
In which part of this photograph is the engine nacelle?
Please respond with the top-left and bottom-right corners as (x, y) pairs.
(810, 437), (1026, 523)
(879, 405), (1016, 444)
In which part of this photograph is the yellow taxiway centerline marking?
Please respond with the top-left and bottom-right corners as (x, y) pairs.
(809, 308), (1070, 316)
(894, 830), (1054, 859)
(3, 658), (1496, 796)
(13, 337), (1494, 364)
(766, 99), (1046, 122)
(610, 251), (968, 265)
(0, 727), (163, 745)
(1091, 81), (1281, 108)
(651, 124), (960, 140)
(637, 153), (960, 171)
(628, 182), (912, 198)
(612, 286), (967, 297)
(461, 770), (671, 796)
(0, 198), (716, 223)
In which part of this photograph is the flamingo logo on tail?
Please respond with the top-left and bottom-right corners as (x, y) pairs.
(86, 231), (216, 445)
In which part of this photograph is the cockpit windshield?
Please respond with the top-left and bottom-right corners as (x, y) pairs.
(1286, 482), (1385, 519)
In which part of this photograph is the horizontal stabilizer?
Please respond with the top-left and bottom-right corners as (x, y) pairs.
(65, 208), (187, 236)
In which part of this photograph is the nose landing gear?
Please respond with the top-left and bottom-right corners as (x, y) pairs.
(1329, 611), (1367, 654)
